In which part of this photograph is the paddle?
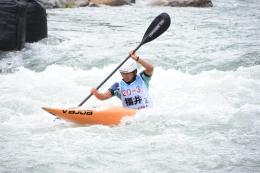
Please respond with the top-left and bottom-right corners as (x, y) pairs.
(78, 12), (171, 107)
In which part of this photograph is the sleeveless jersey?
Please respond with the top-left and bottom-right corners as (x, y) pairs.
(119, 74), (152, 109)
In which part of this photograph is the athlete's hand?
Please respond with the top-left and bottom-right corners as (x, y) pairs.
(90, 88), (99, 96)
(129, 50), (139, 61)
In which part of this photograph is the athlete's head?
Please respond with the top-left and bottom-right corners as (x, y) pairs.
(119, 59), (137, 82)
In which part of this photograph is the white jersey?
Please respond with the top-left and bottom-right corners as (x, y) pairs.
(119, 74), (152, 109)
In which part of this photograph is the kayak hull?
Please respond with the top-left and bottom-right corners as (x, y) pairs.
(42, 106), (136, 126)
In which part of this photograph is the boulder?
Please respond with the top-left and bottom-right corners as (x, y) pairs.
(168, 0), (213, 7)
(75, 0), (90, 6)
(41, 0), (90, 8)
(89, 0), (129, 6)
(26, 0), (48, 43)
(0, 0), (27, 51)
(0, 0), (48, 51)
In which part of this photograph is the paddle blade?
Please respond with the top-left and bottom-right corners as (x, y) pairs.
(141, 12), (171, 45)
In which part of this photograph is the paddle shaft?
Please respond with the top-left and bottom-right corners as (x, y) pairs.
(78, 44), (142, 107)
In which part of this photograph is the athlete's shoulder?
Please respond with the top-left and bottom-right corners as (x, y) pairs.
(138, 70), (151, 88)
(109, 82), (120, 96)
(139, 70), (151, 80)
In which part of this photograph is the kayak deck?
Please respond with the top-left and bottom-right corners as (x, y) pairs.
(42, 106), (136, 126)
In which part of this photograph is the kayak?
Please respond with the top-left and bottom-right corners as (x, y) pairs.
(42, 106), (136, 126)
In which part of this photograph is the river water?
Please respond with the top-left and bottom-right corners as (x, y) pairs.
(1, 0), (260, 172)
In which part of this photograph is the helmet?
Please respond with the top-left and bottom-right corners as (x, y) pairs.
(119, 59), (137, 73)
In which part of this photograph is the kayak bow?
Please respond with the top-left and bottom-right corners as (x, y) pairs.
(42, 106), (136, 126)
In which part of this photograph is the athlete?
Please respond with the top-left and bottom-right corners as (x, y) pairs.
(90, 51), (153, 110)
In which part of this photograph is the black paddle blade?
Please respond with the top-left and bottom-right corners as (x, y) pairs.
(141, 13), (171, 45)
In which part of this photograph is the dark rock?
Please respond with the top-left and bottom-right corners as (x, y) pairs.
(0, 0), (27, 51)
(26, 0), (48, 43)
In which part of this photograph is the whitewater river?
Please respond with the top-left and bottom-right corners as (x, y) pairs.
(1, 0), (260, 172)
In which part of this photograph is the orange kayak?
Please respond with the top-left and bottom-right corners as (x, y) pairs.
(42, 106), (136, 126)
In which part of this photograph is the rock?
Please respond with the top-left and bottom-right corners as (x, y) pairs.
(88, 2), (100, 6)
(41, 0), (55, 8)
(41, 0), (129, 8)
(40, 0), (89, 8)
(75, 0), (90, 6)
(168, 0), (213, 7)
(0, 0), (27, 51)
(149, 0), (168, 6)
(26, 0), (48, 43)
(89, 0), (129, 6)
(40, 0), (61, 8)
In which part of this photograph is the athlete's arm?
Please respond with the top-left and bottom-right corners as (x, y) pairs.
(129, 51), (154, 76)
(90, 88), (112, 100)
